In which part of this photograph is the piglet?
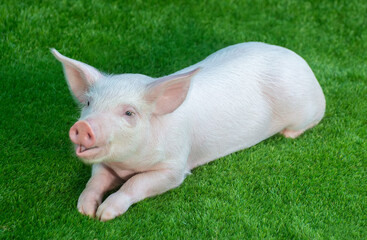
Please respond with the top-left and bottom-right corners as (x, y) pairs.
(52, 42), (325, 221)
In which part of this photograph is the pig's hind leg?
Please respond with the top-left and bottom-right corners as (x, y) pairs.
(279, 94), (325, 139)
(280, 120), (320, 139)
(280, 128), (305, 139)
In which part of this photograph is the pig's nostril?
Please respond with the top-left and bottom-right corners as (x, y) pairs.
(75, 129), (79, 135)
(88, 133), (91, 139)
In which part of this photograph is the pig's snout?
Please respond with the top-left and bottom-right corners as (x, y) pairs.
(69, 121), (96, 148)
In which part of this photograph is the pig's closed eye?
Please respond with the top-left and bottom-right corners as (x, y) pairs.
(125, 111), (134, 116)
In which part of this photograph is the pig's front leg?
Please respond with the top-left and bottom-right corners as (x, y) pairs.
(77, 163), (123, 218)
(96, 168), (185, 221)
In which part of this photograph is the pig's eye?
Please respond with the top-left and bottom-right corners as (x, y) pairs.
(125, 111), (134, 116)
(87, 101), (90, 106)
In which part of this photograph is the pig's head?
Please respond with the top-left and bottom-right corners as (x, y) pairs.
(52, 49), (199, 164)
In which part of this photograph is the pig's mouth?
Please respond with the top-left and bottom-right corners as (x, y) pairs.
(76, 145), (101, 158)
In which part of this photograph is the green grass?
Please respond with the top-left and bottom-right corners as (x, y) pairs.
(1, 0), (366, 239)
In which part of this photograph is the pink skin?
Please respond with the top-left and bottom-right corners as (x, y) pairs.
(68, 105), (141, 166)
(280, 129), (304, 139)
(69, 117), (114, 162)
(77, 163), (185, 221)
(95, 168), (184, 221)
(69, 120), (102, 159)
(51, 45), (325, 221)
(280, 122), (319, 139)
(77, 162), (185, 221)
(77, 164), (123, 218)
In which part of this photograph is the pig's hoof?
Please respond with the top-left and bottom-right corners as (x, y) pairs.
(77, 190), (102, 218)
(280, 129), (304, 139)
(96, 192), (131, 221)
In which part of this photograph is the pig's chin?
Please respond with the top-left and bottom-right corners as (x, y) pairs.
(75, 145), (107, 163)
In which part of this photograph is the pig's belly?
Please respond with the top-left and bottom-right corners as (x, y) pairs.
(187, 119), (278, 170)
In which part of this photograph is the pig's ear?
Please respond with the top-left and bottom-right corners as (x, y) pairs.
(51, 49), (103, 102)
(145, 68), (200, 115)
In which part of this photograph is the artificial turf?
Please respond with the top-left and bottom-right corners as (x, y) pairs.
(1, 0), (366, 239)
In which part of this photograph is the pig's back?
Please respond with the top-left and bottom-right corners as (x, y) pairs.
(171, 42), (324, 169)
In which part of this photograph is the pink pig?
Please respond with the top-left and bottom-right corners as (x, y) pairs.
(52, 42), (325, 221)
